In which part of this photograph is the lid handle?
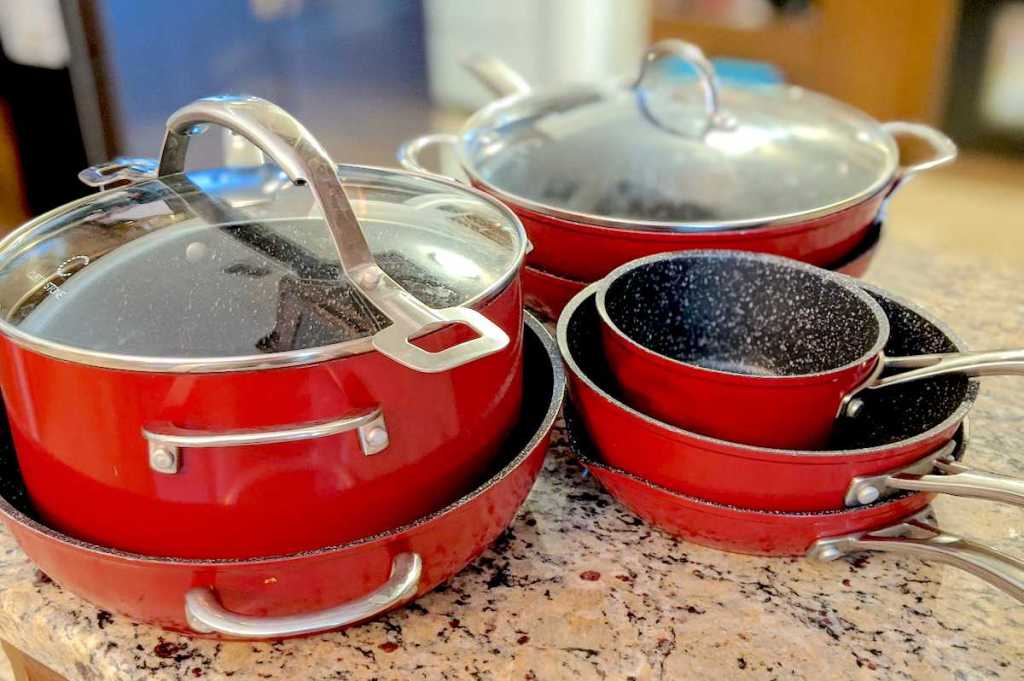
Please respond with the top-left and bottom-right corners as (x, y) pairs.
(158, 96), (509, 373)
(634, 40), (733, 135)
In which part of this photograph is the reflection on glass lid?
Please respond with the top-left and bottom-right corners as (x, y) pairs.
(0, 164), (523, 359)
(463, 81), (897, 230)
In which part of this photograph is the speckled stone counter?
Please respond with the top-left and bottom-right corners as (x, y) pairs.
(0, 164), (1022, 680)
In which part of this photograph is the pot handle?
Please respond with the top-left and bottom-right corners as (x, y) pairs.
(634, 39), (734, 135)
(881, 121), (957, 183)
(185, 553), (422, 638)
(808, 512), (1024, 602)
(397, 133), (461, 179)
(462, 54), (532, 98)
(159, 96), (509, 374)
(141, 407), (389, 474)
(845, 441), (1024, 508)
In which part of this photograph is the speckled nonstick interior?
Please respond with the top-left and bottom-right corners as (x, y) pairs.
(597, 250), (888, 377)
(567, 284), (976, 452)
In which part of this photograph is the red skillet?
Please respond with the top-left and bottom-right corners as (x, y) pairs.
(596, 251), (1024, 449)
(560, 283), (1024, 512)
(565, 411), (1024, 602)
(0, 316), (563, 639)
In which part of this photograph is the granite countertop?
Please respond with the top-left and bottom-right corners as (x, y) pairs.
(0, 159), (1022, 680)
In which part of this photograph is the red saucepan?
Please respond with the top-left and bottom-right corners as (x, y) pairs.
(0, 96), (531, 559)
(560, 282), (1024, 512)
(0, 316), (563, 639)
(565, 412), (1024, 602)
(522, 219), (882, 322)
(596, 251), (1024, 449)
(399, 39), (955, 282)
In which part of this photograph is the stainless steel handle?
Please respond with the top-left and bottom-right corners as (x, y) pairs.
(159, 96), (508, 373)
(881, 121), (958, 183)
(886, 460), (1024, 507)
(185, 553), (422, 638)
(875, 349), (1024, 389)
(461, 54), (532, 98)
(809, 513), (1024, 603)
(396, 133), (461, 178)
(634, 39), (733, 135)
(142, 407), (389, 474)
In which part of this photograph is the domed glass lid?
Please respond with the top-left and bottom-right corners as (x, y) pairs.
(459, 41), (909, 232)
(0, 97), (525, 372)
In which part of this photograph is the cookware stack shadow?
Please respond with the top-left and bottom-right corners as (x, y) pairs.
(0, 96), (566, 638)
(556, 261), (1024, 602)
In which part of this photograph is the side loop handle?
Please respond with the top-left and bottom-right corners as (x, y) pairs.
(461, 55), (532, 98)
(397, 133), (461, 179)
(185, 553), (422, 638)
(634, 40), (730, 134)
(159, 96), (508, 373)
(881, 121), (958, 183)
(809, 514), (1024, 603)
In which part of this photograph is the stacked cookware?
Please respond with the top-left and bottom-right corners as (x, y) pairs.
(556, 251), (1024, 600)
(400, 40), (957, 320)
(0, 96), (566, 637)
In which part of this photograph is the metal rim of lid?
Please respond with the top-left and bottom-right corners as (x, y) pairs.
(0, 163), (528, 374)
(455, 80), (900, 234)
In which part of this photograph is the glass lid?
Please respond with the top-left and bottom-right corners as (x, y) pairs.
(0, 97), (525, 373)
(459, 40), (902, 232)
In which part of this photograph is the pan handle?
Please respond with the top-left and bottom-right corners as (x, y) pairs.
(185, 553), (422, 639)
(159, 96), (508, 374)
(881, 121), (957, 183)
(808, 514), (1024, 603)
(141, 408), (389, 474)
(461, 54), (532, 98)
(397, 133), (461, 179)
(885, 460), (1024, 507)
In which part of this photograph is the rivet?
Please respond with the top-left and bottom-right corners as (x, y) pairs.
(360, 269), (382, 289)
(816, 546), (842, 562)
(365, 426), (389, 448)
(151, 448), (176, 471)
(856, 485), (880, 505)
(845, 398), (865, 419)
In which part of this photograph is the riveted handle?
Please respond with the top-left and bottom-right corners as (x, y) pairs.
(809, 513), (1024, 602)
(886, 460), (1024, 508)
(159, 96), (508, 373)
(142, 407), (389, 474)
(185, 553), (422, 638)
(881, 121), (957, 183)
(397, 133), (461, 179)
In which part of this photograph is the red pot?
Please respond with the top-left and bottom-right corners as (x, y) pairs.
(0, 316), (564, 639)
(558, 283), (986, 512)
(522, 221), (882, 322)
(399, 40), (955, 283)
(567, 418), (1024, 602)
(0, 97), (530, 558)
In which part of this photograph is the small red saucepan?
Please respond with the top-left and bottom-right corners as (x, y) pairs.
(565, 411), (1024, 602)
(561, 282), (1024, 512)
(596, 251), (1024, 449)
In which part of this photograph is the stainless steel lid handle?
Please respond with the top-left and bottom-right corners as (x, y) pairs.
(461, 54), (532, 98)
(809, 512), (1024, 603)
(159, 96), (508, 373)
(142, 407), (389, 474)
(185, 553), (422, 638)
(397, 133), (461, 179)
(634, 39), (731, 134)
(881, 121), (958, 183)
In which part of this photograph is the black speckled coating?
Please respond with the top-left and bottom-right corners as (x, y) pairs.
(603, 252), (882, 376)
(571, 289), (975, 452)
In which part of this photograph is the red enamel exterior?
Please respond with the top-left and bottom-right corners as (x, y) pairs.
(558, 288), (976, 512)
(580, 455), (933, 556)
(599, 317), (880, 450)
(522, 224), (881, 323)
(488, 183), (887, 282)
(0, 283), (525, 559)
(0, 317), (564, 638)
